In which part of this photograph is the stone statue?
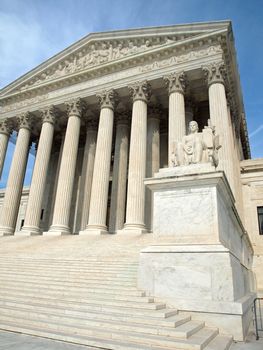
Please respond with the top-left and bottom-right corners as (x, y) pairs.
(173, 120), (221, 167)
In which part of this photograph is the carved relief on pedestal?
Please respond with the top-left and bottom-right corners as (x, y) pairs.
(171, 120), (221, 168)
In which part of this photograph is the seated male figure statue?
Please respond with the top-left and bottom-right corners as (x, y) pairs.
(177, 121), (205, 165)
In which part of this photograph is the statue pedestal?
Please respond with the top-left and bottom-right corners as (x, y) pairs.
(140, 169), (255, 340)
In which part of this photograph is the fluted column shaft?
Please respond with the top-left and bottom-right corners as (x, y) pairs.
(109, 117), (129, 233)
(80, 123), (97, 230)
(0, 120), (11, 179)
(21, 107), (56, 235)
(124, 81), (151, 233)
(145, 116), (160, 231)
(164, 72), (186, 166)
(47, 99), (83, 235)
(85, 90), (117, 234)
(203, 62), (235, 192)
(0, 114), (32, 235)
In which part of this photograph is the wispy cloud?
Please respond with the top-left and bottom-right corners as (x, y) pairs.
(249, 124), (263, 138)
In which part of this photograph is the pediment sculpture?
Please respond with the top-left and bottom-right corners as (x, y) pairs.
(171, 120), (221, 168)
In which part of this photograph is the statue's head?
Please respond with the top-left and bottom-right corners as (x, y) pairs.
(189, 121), (199, 133)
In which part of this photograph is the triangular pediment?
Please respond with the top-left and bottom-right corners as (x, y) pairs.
(0, 21), (231, 97)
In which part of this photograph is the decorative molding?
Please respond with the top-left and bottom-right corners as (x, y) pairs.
(140, 45), (222, 73)
(40, 105), (58, 125)
(202, 61), (226, 86)
(128, 80), (151, 103)
(96, 89), (118, 110)
(163, 71), (187, 95)
(0, 119), (12, 135)
(66, 98), (86, 117)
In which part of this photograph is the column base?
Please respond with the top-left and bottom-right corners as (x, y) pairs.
(16, 225), (42, 236)
(43, 224), (71, 236)
(80, 224), (108, 235)
(118, 224), (148, 235)
(0, 226), (14, 236)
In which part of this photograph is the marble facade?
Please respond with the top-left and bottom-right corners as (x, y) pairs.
(0, 21), (262, 340)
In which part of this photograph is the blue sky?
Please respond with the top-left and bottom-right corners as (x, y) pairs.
(0, 0), (262, 187)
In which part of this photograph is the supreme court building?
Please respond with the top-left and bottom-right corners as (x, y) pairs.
(0, 21), (263, 344)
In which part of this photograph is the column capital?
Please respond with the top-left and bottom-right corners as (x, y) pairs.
(128, 81), (151, 103)
(202, 61), (226, 87)
(116, 112), (130, 126)
(0, 119), (12, 136)
(17, 112), (33, 131)
(96, 89), (118, 110)
(163, 72), (187, 95)
(66, 98), (86, 118)
(148, 95), (162, 121)
(40, 105), (58, 125)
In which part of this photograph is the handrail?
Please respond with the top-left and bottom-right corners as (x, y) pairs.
(253, 297), (263, 340)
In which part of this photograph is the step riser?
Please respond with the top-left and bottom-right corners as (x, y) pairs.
(0, 290), (153, 306)
(0, 284), (146, 297)
(0, 280), (140, 293)
(0, 306), (182, 329)
(0, 288), (153, 303)
(0, 312), (201, 338)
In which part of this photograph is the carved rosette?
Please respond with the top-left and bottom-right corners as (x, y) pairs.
(202, 62), (226, 86)
(40, 105), (58, 125)
(163, 72), (187, 95)
(0, 119), (12, 135)
(66, 98), (86, 118)
(96, 89), (118, 111)
(17, 112), (33, 131)
(128, 81), (151, 103)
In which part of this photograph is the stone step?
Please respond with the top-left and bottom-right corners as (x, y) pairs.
(0, 289), (155, 305)
(0, 278), (141, 293)
(0, 299), (177, 318)
(0, 304), (190, 329)
(0, 318), (219, 349)
(0, 293), (166, 311)
(0, 275), (136, 287)
(0, 280), (146, 296)
(205, 335), (233, 350)
(0, 321), (205, 350)
(0, 311), (204, 339)
(0, 270), (137, 282)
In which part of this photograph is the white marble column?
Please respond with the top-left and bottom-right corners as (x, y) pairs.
(83, 90), (118, 235)
(79, 117), (98, 231)
(0, 113), (32, 236)
(163, 72), (187, 166)
(20, 106), (57, 235)
(145, 103), (160, 231)
(203, 62), (235, 192)
(109, 112), (129, 233)
(123, 81), (151, 234)
(46, 98), (84, 235)
(0, 119), (12, 179)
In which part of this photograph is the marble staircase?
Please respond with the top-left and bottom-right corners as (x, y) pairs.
(0, 235), (233, 350)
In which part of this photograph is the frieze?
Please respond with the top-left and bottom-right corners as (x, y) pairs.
(139, 45), (223, 72)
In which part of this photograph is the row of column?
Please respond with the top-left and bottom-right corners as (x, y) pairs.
(0, 61), (236, 236)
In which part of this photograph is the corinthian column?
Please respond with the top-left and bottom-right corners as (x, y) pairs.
(0, 119), (12, 179)
(163, 72), (187, 166)
(203, 62), (235, 192)
(46, 99), (84, 235)
(0, 113), (32, 236)
(83, 90), (118, 235)
(109, 111), (129, 233)
(145, 101), (160, 231)
(20, 106), (57, 235)
(123, 81), (151, 234)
